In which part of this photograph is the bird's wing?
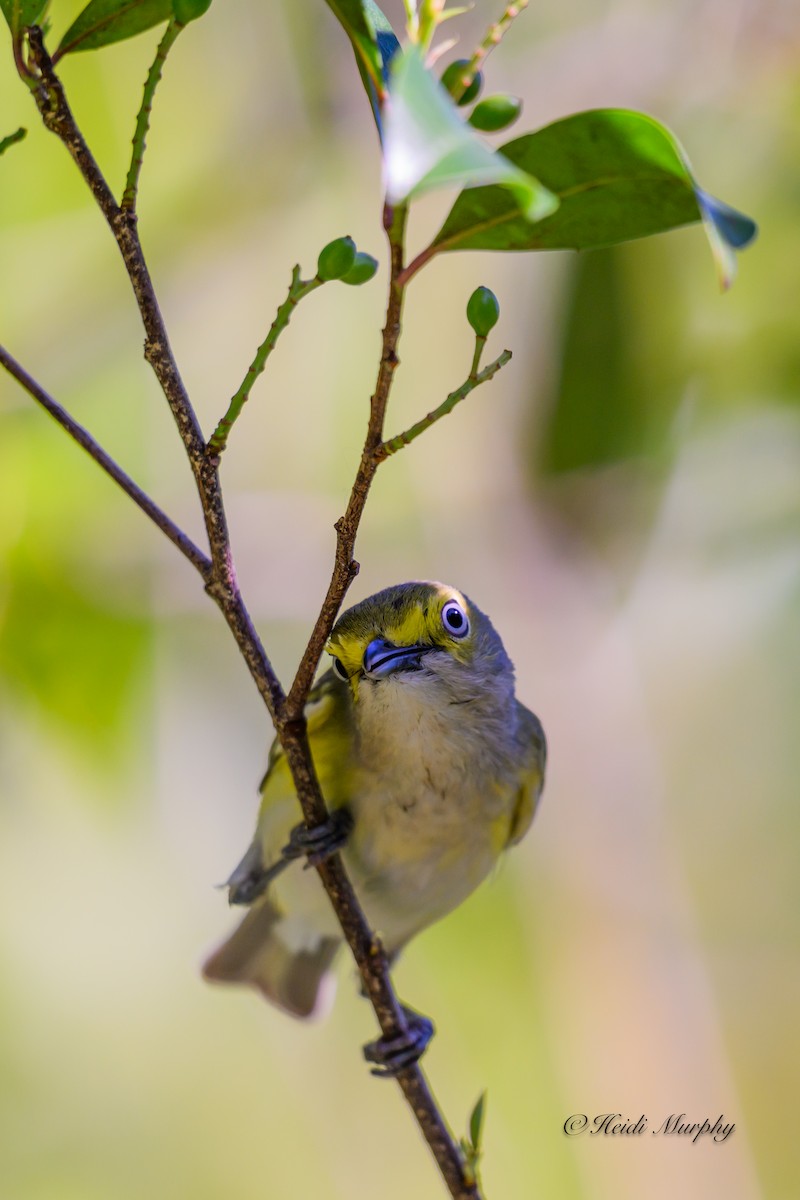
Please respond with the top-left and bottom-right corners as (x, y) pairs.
(506, 701), (547, 847)
(254, 668), (355, 853)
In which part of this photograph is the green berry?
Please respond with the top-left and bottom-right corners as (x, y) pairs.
(172, 0), (213, 24)
(317, 236), (357, 282)
(466, 286), (499, 337)
(441, 59), (483, 107)
(468, 94), (523, 133)
(341, 252), (379, 286)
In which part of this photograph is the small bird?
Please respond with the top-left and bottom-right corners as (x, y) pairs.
(203, 581), (545, 1065)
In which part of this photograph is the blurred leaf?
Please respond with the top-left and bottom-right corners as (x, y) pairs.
(56, 0), (173, 57)
(324, 0), (399, 133)
(469, 1090), (487, 1150)
(0, 0), (47, 36)
(384, 46), (558, 221)
(695, 187), (758, 290)
(540, 247), (647, 474)
(433, 109), (757, 283)
(459, 1090), (487, 1190)
(0, 550), (151, 758)
(533, 241), (687, 583)
(0, 127), (26, 156)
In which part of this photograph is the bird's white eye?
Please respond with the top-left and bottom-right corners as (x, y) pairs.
(441, 600), (469, 639)
(332, 656), (349, 681)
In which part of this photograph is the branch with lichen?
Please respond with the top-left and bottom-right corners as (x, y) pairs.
(121, 18), (183, 211)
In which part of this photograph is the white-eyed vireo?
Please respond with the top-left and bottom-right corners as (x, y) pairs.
(204, 581), (546, 1045)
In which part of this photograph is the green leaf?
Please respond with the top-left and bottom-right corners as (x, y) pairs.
(384, 47), (558, 222)
(324, 0), (399, 132)
(56, 0), (173, 57)
(433, 109), (757, 285)
(539, 245), (667, 474)
(0, 550), (151, 761)
(0, 126), (26, 156)
(0, 0), (48, 37)
(469, 1091), (487, 1151)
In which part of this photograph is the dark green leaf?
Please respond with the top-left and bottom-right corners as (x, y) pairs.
(0, 0), (48, 37)
(433, 109), (757, 284)
(324, 0), (398, 132)
(384, 47), (557, 221)
(533, 241), (686, 582)
(56, 0), (173, 57)
(0, 126), (26, 156)
(540, 246), (658, 474)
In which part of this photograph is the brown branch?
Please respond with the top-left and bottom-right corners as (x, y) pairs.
(23, 29), (479, 1200)
(285, 202), (407, 719)
(0, 343), (211, 577)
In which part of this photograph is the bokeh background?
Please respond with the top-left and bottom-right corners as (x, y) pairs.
(1, 2), (798, 1198)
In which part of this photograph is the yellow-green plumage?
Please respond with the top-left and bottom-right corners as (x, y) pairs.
(203, 581), (545, 1017)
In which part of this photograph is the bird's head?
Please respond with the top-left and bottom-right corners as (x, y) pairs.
(325, 581), (514, 707)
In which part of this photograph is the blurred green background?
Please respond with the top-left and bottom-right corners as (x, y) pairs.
(1, 2), (798, 1198)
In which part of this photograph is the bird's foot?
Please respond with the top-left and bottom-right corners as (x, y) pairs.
(284, 806), (353, 869)
(363, 1006), (435, 1078)
(227, 853), (293, 905)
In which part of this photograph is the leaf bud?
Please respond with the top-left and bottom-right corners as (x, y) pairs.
(341, 252), (379, 286)
(316, 236), (357, 281)
(466, 286), (499, 337)
(441, 59), (483, 107)
(467, 94), (523, 133)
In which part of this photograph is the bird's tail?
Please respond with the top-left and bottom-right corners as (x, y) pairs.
(202, 898), (340, 1019)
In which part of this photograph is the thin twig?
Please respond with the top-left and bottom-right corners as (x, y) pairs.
(449, 0), (529, 103)
(0, 126), (26, 155)
(122, 19), (183, 211)
(0, 344), (211, 577)
(396, 242), (437, 288)
(285, 202), (408, 717)
(378, 347), (511, 459)
(208, 267), (323, 456)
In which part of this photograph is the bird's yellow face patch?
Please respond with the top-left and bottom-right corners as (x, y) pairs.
(326, 582), (475, 685)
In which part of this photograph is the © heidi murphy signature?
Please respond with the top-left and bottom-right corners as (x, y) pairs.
(563, 1113), (735, 1143)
